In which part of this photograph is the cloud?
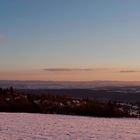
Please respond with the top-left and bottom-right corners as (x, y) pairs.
(120, 70), (140, 73)
(43, 68), (140, 74)
(43, 68), (117, 73)
(43, 68), (95, 72)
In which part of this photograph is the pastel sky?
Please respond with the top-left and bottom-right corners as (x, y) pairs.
(1, 0), (140, 81)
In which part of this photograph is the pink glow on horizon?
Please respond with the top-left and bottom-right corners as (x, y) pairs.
(1, 68), (140, 81)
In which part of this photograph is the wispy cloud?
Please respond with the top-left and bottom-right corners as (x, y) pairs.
(43, 68), (140, 74)
(43, 68), (95, 72)
(43, 68), (115, 73)
(120, 70), (140, 73)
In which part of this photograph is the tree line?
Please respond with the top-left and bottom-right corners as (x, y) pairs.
(0, 87), (136, 117)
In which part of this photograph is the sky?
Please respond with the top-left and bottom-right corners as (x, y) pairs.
(0, 0), (140, 81)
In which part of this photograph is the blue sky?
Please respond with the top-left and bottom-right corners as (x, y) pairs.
(0, 0), (140, 80)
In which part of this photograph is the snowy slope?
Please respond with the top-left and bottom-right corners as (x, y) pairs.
(0, 113), (139, 140)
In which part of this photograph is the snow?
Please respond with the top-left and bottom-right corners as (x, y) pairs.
(0, 113), (139, 140)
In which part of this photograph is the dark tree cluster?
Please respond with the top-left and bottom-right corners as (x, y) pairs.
(0, 87), (135, 118)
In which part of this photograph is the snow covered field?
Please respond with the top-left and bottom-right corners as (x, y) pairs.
(0, 113), (139, 140)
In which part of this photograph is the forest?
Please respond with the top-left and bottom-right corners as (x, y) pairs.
(0, 87), (139, 118)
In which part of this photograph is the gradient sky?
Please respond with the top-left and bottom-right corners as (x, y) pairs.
(1, 0), (140, 81)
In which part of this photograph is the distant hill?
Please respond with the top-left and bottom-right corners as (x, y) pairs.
(18, 88), (140, 103)
(1, 80), (140, 89)
(1, 80), (140, 103)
